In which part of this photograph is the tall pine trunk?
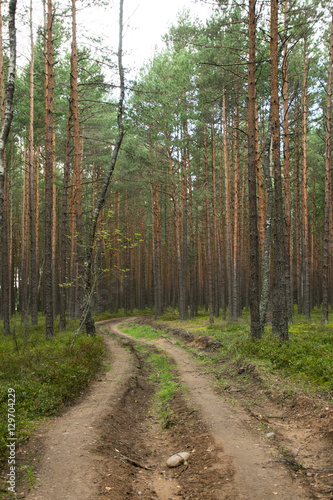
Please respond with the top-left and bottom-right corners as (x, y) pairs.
(211, 115), (220, 317)
(29, 0), (38, 325)
(248, 0), (261, 338)
(294, 99), (303, 315)
(233, 90), (240, 319)
(44, 0), (54, 338)
(222, 91), (233, 319)
(59, 99), (72, 329)
(302, 39), (311, 319)
(259, 109), (273, 332)
(321, 10), (333, 324)
(167, 145), (187, 320)
(204, 124), (214, 324)
(282, 0), (293, 321)
(271, 0), (289, 341)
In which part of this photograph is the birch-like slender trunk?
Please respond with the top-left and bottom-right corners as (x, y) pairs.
(82, 0), (125, 337)
(0, 0), (16, 336)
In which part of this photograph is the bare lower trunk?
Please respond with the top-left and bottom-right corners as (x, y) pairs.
(282, 0), (293, 322)
(322, 11), (333, 324)
(223, 90), (233, 319)
(259, 110), (273, 332)
(294, 100), (302, 315)
(248, 0), (261, 338)
(271, 0), (289, 342)
(233, 91), (240, 319)
(44, 0), (54, 339)
(302, 39), (310, 320)
(204, 124), (214, 324)
(29, 0), (38, 325)
(59, 103), (72, 330)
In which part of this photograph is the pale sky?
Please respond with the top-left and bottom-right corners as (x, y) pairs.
(14, 0), (214, 77)
(123, 0), (213, 71)
(77, 0), (214, 75)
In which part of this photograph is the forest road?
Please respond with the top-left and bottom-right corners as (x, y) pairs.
(24, 331), (134, 500)
(22, 318), (316, 500)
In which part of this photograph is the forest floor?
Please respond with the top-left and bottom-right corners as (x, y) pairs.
(11, 317), (333, 500)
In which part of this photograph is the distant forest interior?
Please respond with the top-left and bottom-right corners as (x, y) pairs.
(1, 0), (333, 340)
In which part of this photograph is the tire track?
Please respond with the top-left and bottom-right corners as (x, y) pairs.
(24, 336), (133, 500)
(109, 319), (313, 500)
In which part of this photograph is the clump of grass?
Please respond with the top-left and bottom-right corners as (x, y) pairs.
(0, 316), (105, 467)
(119, 322), (164, 340)
(20, 464), (37, 488)
(147, 351), (179, 427)
(159, 307), (179, 321)
(120, 322), (179, 424)
(129, 340), (179, 428)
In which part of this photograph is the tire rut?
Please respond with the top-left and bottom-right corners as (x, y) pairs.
(108, 319), (315, 500)
(20, 318), (316, 500)
(23, 336), (133, 500)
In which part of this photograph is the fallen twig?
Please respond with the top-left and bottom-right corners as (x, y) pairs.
(119, 454), (154, 470)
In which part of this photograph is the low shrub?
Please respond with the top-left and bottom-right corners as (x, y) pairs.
(0, 317), (105, 466)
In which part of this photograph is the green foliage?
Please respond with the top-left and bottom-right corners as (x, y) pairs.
(159, 307), (180, 321)
(182, 311), (333, 392)
(0, 317), (105, 466)
(227, 326), (333, 390)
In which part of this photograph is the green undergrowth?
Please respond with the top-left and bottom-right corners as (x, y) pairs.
(227, 323), (333, 392)
(171, 309), (333, 394)
(0, 315), (105, 469)
(126, 309), (333, 395)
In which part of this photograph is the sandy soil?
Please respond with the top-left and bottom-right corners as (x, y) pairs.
(11, 318), (333, 499)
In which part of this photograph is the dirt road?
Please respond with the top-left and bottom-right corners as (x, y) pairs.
(19, 318), (332, 499)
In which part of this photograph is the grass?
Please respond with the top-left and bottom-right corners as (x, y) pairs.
(146, 350), (180, 427)
(125, 308), (333, 395)
(19, 464), (37, 488)
(0, 314), (105, 472)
